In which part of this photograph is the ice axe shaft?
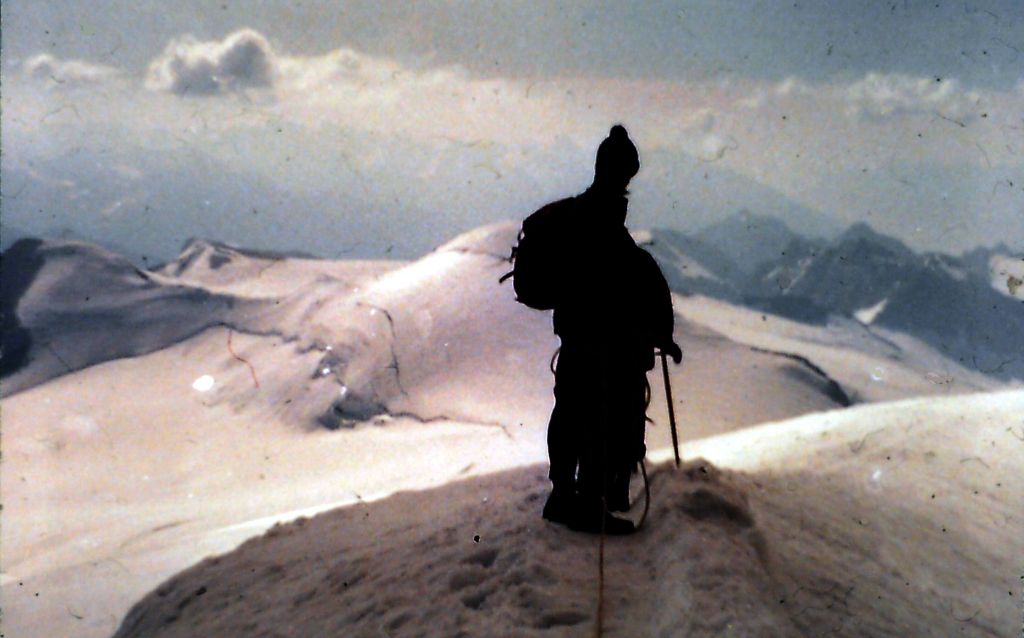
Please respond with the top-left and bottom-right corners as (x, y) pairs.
(659, 351), (681, 468)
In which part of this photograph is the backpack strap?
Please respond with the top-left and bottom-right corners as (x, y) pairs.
(497, 234), (520, 284)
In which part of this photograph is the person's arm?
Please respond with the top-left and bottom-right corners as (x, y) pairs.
(640, 249), (682, 363)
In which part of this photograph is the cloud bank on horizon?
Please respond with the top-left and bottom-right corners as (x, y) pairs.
(2, 2), (1022, 262)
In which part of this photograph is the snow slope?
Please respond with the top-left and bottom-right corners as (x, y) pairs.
(674, 294), (1003, 404)
(112, 390), (1024, 637)
(0, 238), (263, 396)
(0, 223), (1010, 638)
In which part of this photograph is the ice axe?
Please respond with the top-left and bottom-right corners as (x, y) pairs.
(658, 349), (681, 468)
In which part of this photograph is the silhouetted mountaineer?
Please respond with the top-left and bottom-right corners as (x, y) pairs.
(505, 125), (681, 534)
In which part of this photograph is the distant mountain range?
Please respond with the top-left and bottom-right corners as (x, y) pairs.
(648, 213), (1024, 381)
(3, 127), (852, 268)
(0, 145), (431, 265)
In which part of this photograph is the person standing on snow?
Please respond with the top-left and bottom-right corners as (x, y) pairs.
(513, 125), (681, 535)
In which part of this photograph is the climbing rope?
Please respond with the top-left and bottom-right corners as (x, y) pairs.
(638, 459), (651, 530)
(550, 346), (659, 636)
(596, 348), (610, 638)
(595, 459), (651, 637)
(596, 500), (607, 637)
(593, 355), (657, 637)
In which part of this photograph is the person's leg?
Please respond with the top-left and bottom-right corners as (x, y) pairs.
(543, 345), (582, 523)
(571, 348), (634, 534)
(606, 366), (648, 511)
(543, 401), (577, 522)
(572, 347), (607, 506)
(546, 396), (577, 490)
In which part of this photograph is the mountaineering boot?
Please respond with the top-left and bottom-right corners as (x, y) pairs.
(542, 485), (577, 526)
(569, 495), (636, 535)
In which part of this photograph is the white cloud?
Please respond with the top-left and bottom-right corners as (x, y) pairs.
(276, 47), (405, 90)
(774, 76), (813, 97)
(135, 28), (574, 145)
(270, 44), (584, 146)
(145, 29), (276, 95)
(22, 53), (121, 87)
(843, 72), (975, 119)
(9, 29), (1023, 255)
(699, 133), (738, 161)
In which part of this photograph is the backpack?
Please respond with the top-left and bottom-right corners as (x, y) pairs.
(499, 199), (574, 310)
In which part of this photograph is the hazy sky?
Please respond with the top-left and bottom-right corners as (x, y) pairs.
(2, 1), (1022, 261)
